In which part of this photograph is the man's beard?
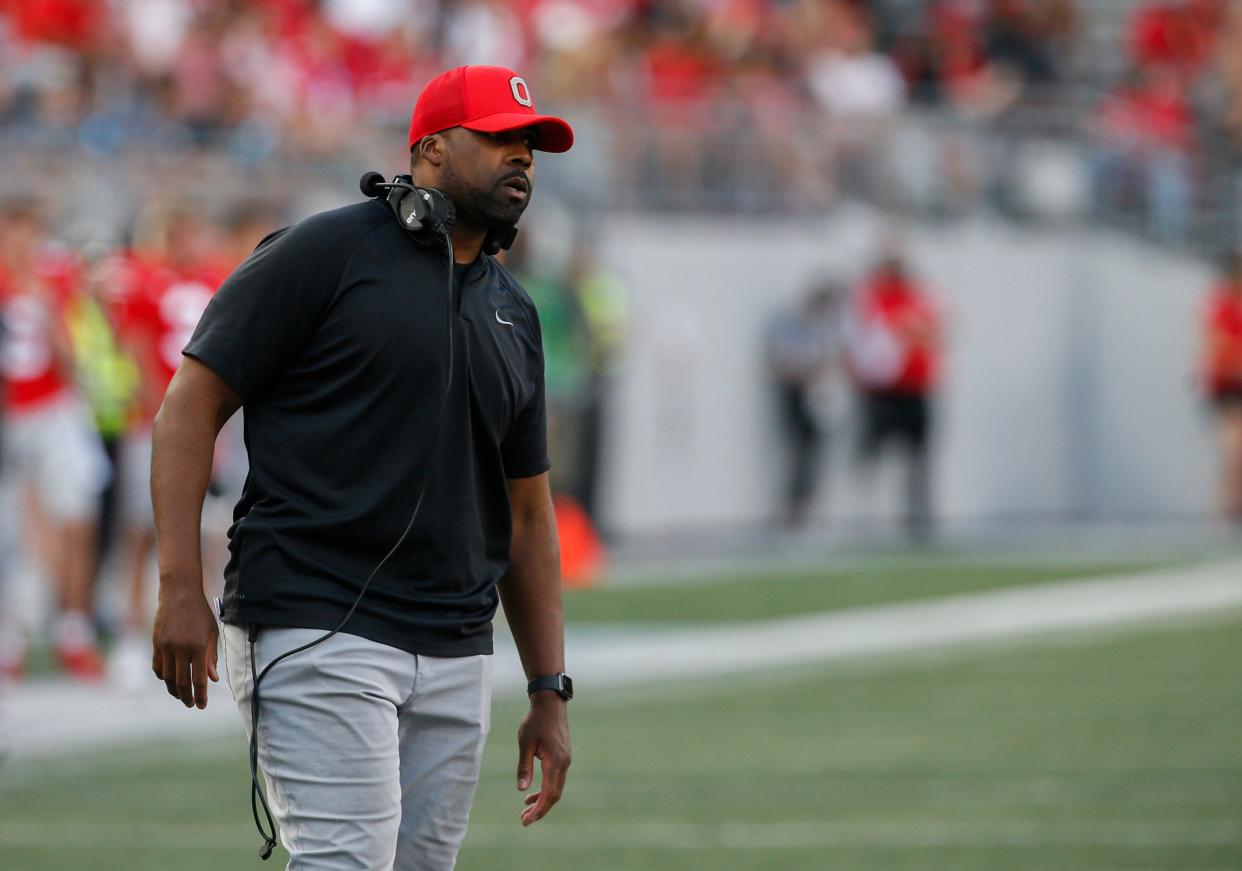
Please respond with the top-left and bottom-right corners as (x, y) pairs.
(439, 162), (530, 232)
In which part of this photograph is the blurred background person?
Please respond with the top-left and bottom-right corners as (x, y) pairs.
(222, 201), (284, 268)
(109, 203), (229, 687)
(1202, 251), (1242, 526)
(805, 0), (906, 205)
(0, 200), (109, 681)
(504, 231), (586, 499)
(1127, 0), (1220, 86)
(768, 277), (846, 530)
(0, 251), (8, 685)
(505, 232), (623, 583)
(65, 242), (140, 610)
(563, 238), (627, 537)
(848, 241), (943, 541)
(1090, 64), (1196, 247)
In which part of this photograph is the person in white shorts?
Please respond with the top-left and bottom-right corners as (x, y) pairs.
(0, 201), (109, 681)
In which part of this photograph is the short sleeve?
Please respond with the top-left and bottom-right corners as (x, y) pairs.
(500, 311), (550, 479)
(182, 224), (339, 400)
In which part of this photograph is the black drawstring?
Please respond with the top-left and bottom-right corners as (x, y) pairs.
(248, 625), (278, 860)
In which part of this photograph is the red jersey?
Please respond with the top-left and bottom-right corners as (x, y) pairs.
(123, 256), (228, 418)
(1130, 1), (1217, 77)
(0, 254), (78, 411)
(1203, 283), (1242, 395)
(851, 276), (941, 394)
(1, 0), (104, 49)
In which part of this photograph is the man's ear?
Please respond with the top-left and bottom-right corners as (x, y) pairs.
(417, 133), (447, 169)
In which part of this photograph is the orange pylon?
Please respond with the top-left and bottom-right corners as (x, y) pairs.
(553, 493), (605, 589)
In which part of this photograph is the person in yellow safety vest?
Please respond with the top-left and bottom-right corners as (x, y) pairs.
(565, 240), (627, 535)
(65, 244), (140, 588)
(68, 246), (140, 442)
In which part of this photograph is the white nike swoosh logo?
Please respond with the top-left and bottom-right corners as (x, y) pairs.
(495, 310), (514, 327)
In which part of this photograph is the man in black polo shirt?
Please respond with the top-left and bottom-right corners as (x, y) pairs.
(150, 66), (574, 869)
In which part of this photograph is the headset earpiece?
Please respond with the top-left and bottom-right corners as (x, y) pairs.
(364, 172), (514, 253)
(483, 225), (517, 256)
(429, 191), (455, 237)
(382, 176), (455, 238)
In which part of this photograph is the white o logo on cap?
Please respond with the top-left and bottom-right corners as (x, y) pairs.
(509, 76), (532, 107)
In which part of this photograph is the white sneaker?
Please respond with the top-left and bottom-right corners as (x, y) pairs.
(0, 627), (25, 685)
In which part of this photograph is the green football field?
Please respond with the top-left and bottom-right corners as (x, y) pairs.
(2, 560), (1240, 871)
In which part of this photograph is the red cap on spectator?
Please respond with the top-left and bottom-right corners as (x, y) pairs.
(408, 66), (574, 154)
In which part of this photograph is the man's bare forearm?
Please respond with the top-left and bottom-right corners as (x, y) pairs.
(152, 362), (240, 594)
(501, 475), (571, 825)
(499, 533), (564, 678)
(150, 360), (241, 708)
(152, 409), (216, 592)
(498, 479), (564, 679)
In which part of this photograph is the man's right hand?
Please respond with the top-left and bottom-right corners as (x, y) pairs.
(152, 588), (220, 710)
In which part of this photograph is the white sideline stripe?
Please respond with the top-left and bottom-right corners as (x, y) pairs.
(0, 819), (1239, 851)
(506, 558), (1242, 691)
(4, 558), (1242, 761)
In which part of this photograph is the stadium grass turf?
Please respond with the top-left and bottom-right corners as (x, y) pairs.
(563, 556), (1179, 624)
(2, 611), (1239, 870)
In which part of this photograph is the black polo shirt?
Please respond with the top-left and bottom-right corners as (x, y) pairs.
(183, 199), (548, 657)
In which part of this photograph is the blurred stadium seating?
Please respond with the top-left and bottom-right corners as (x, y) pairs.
(0, 0), (1238, 246)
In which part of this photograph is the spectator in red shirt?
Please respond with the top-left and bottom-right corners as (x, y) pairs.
(0, 200), (109, 681)
(109, 205), (229, 686)
(1202, 252), (1242, 524)
(631, 10), (722, 205)
(2, 0), (105, 51)
(1129, 0), (1221, 84)
(847, 243), (943, 540)
(1090, 64), (1195, 245)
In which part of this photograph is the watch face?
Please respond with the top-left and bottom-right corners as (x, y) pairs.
(560, 675), (574, 700)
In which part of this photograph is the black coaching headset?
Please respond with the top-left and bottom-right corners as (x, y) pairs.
(361, 170), (519, 255)
(245, 171), (516, 860)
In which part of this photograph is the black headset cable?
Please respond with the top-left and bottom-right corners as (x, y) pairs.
(247, 233), (457, 860)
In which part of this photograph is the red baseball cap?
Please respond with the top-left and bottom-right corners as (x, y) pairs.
(408, 66), (574, 154)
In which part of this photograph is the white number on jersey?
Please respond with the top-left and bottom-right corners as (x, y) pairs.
(157, 282), (214, 371)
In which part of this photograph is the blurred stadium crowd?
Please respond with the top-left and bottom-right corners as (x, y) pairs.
(2, 0), (1082, 155)
(3, 1), (1242, 238)
(3, 0), (1242, 685)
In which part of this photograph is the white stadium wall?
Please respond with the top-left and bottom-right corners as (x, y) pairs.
(591, 212), (1217, 538)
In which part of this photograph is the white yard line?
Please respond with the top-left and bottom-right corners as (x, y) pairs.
(1, 819), (1240, 851)
(4, 558), (1242, 763)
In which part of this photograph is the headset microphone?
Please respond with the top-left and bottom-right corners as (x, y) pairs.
(358, 170), (387, 198)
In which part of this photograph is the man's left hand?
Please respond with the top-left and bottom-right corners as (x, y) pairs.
(515, 693), (571, 826)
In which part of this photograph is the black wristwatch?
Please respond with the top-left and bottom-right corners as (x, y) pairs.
(527, 673), (573, 701)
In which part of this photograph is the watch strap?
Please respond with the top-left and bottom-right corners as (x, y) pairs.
(527, 673), (573, 700)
